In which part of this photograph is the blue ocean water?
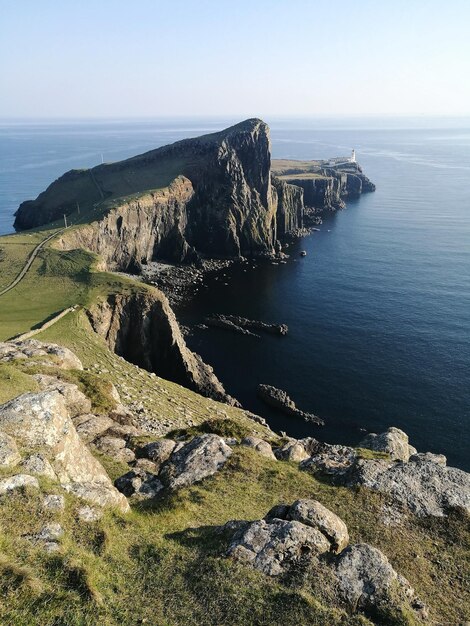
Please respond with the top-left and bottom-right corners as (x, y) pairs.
(1, 118), (469, 469)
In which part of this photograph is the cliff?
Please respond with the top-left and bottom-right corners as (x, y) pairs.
(15, 119), (279, 262)
(14, 120), (375, 272)
(86, 288), (235, 404)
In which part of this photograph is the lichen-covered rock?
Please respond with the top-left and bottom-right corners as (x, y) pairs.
(159, 434), (232, 490)
(288, 500), (349, 553)
(33, 374), (92, 417)
(240, 436), (276, 460)
(93, 436), (135, 463)
(300, 442), (358, 477)
(227, 518), (330, 576)
(0, 474), (39, 495)
(115, 468), (163, 499)
(77, 506), (102, 522)
(21, 453), (57, 480)
(346, 458), (470, 517)
(74, 414), (115, 443)
(0, 339), (83, 370)
(410, 452), (447, 466)
(136, 439), (176, 470)
(359, 427), (415, 461)
(0, 391), (129, 512)
(0, 432), (21, 467)
(274, 439), (309, 462)
(335, 544), (417, 613)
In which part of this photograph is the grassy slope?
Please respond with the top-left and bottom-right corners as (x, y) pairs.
(0, 225), (469, 625)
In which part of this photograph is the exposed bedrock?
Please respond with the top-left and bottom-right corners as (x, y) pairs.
(271, 176), (305, 238)
(86, 289), (236, 405)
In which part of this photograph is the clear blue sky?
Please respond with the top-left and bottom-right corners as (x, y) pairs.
(1, 0), (469, 118)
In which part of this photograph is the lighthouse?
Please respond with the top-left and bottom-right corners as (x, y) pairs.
(350, 149), (356, 163)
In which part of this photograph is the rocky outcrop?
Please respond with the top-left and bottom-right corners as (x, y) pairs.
(86, 290), (235, 404)
(115, 434), (232, 498)
(240, 436), (276, 459)
(257, 384), (324, 425)
(345, 456), (470, 517)
(226, 501), (426, 621)
(204, 314), (288, 337)
(283, 175), (346, 212)
(359, 426), (417, 461)
(0, 339), (83, 370)
(0, 390), (129, 512)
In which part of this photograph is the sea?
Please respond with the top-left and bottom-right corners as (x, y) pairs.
(0, 117), (469, 470)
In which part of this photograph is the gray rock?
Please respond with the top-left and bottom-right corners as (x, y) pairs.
(227, 518), (330, 576)
(33, 374), (92, 417)
(410, 452), (447, 466)
(274, 440), (309, 462)
(240, 436), (276, 460)
(133, 458), (158, 473)
(289, 499), (349, 553)
(93, 436), (135, 463)
(0, 339), (83, 370)
(335, 544), (418, 614)
(77, 505), (102, 522)
(136, 439), (176, 469)
(21, 454), (57, 480)
(115, 468), (163, 499)
(30, 522), (64, 553)
(0, 473), (39, 495)
(43, 494), (65, 511)
(0, 391), (129, 512)
(359, 427), (414, 462)
(159, 434), (232, 490)
(74, 414), (115, 443)
(300, 443), (358, 477)
(0, 431), (21, 467)
(346, 458), (470, 517)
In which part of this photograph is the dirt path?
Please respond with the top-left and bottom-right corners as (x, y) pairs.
(0, 229), (65, 297)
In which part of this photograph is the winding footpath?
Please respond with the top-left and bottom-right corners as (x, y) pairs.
(0, 229), (65, 297)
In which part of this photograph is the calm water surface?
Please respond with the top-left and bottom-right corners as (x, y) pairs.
(1, 118), (469, 469)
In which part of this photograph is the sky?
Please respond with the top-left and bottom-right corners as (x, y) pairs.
(1, 0), (470, 119)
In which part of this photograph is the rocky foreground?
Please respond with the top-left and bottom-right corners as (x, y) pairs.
(0, 339), (469, 624)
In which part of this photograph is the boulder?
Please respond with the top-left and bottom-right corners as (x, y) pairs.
(274, 440), (309, 462)
(346, 458), (470, 517)
(29, 522), (64, 553)
(0, 432), (21, 467)
(115, 468), (163, 499)
(335, 544), (419, 614)
(288, 500), (349, 553)
(300, 443), (358, 477)
(159, 434), (232, 490)
(0, 391), (129, 512)
(227, 518), (330, 576)
(359, 427), (414, 462)
(240, 436), (276, 460)
(136, 439), (176, 470)
(74, 414), (115, 443)
(93, 436), (135, 463)
(0, 474), (39, 495)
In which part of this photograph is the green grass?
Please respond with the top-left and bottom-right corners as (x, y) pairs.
(0, 363), (39, 404)
(0, 447), (468, 625)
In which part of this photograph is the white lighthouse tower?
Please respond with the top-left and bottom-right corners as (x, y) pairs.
(350, 149), (356, 163)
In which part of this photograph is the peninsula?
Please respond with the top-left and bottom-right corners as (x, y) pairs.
(0, 120), (468, 626)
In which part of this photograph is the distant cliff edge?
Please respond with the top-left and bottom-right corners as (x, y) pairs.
(14, 119), (375, 271)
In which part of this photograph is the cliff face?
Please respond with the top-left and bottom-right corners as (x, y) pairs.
(16, 119), (280, 262)
(271, 177), (305, 238)
(55, 177), (196, 272)
(86, 288), (235, 404)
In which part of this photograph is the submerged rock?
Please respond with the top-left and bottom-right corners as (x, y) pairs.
(204, 314), (288, 337)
